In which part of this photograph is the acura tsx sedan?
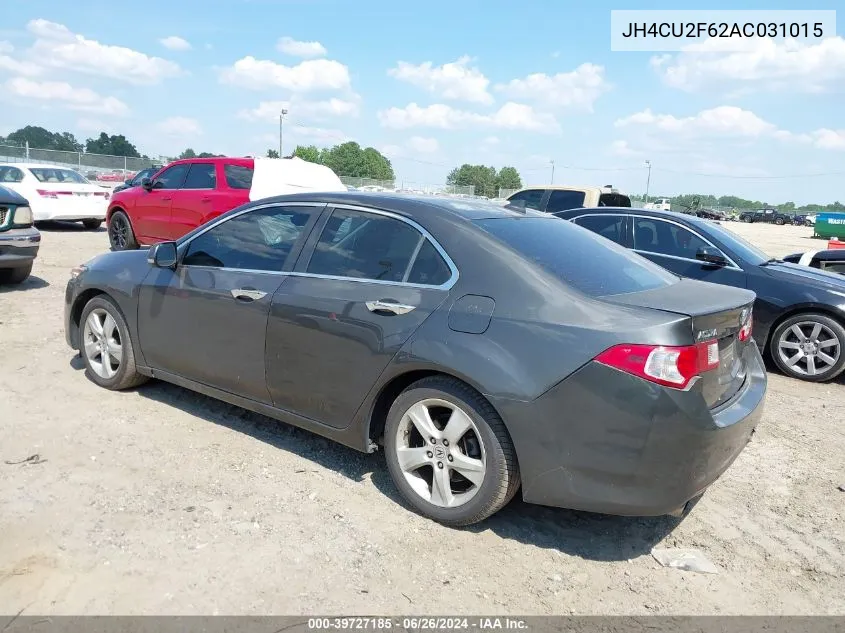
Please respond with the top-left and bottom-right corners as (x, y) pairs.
(65, 192), (766, 526)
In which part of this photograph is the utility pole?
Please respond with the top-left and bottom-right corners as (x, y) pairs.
(550, 159), (555, 184)
(644, 160), (652, 203)
(279, 109), (288, 157)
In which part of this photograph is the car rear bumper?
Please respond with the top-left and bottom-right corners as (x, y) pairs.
(0, 227), (40, 268)
(494, 343), (767, 516)
(31, 198), (107, 222)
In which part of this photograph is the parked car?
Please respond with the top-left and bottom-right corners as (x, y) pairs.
(782, 249), (845, 275)
(0, 185), (40, 284)
(106, 156), (346, 251)
(553, 207), (845, 382)
(643, 197), (671, 211)
(505, 185), (631, 213)
(111, 167), (160, 195)
(65, 193), (765, 526)
(0, 163), (109, 229)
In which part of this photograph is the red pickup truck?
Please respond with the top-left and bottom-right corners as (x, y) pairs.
(105, 156), (345, 251)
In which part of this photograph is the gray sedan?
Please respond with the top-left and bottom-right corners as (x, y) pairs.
(64, 192), (766, 526)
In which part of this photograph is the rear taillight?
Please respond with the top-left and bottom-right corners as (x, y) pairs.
(37, 189), (72, 198)
(738, 309), (753, 342)
(596, 340), (720, 389)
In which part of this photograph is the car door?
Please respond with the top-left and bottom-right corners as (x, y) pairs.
(136, 203), (324, 403)
(168, 162), (217, 239)
(136, 163), (189, 240)
(630, 215), (747, 289)
(265, 206), (456, 429)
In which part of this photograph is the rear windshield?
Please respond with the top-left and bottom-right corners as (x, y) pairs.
(29, 168), (88, 184)
(474, 216), (678, 297)
(225, 164), (253, 189)
(598, 193), (631, 207)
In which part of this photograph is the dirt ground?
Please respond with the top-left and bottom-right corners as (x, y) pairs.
(0, 219), (842, 615)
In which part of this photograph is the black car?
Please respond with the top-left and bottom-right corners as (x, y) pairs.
(64, 193), (765, 526)
(553, 207), (845, 382)
(782, 249), (845, 275)
(112, 167), (161, 194)
(0, 185), (40, 284)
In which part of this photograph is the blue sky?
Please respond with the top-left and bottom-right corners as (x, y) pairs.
(1, 0), (843, 204)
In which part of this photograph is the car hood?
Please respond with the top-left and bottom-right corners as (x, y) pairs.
(0, 184), (29, 205)
(762, 261), (845, 293)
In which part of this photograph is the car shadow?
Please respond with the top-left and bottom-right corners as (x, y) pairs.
(0, 275), (50, 292)
(66, 368), (679, 561)
(35, 221), (105, 233)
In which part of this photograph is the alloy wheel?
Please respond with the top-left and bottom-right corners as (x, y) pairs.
(777, 320), (841, 378)
(110, 215), (128, 249)
(82, 308), (123, 379)
(394, 398), (486, 508)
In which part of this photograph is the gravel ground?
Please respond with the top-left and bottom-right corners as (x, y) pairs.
(0, 219), (843, 615)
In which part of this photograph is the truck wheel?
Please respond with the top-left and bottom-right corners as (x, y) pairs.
(108, 211), (139, 251)
(775, 217), (784, 226)
(0, 263), (32, 285)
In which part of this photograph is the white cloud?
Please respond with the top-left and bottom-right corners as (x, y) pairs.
(407, 136), (439, 154)
(388, 56), (493, 105)
(27, 19), (181, 85)
(615, 106), (777, 138)
(220, 56), (351, 92)
(154, 116), (203, 137)
(651, 36), (845, 93)
(483, 136), (500, 145)
(811, 129), (845, 151)
(0, 54), (43, 76)
(160, 36), (192, 51)
(277, 36), (327, 59)
(609, 140), (641, 157)
(377, 102), (559, 133)
(495, 63), (609, 111)
(0, 41), (13, 54)
(3, 77), (129, 116)
(290, 125), (349, 145)
(238, 96), (360, 122)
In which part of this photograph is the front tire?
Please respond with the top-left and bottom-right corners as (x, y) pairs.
(384, 376), (520, 527)
(0, 263), (32, 285)
(79, 295), (148, 390)
(108, 210), (139, 251)
(769, 313), (845, 382)
(775, 217), (785, 226)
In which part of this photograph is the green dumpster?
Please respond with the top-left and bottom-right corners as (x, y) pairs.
(813, 213), (845, 239)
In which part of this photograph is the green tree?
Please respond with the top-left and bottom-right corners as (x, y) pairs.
(496, 166), (522, 191)
(179, 148), (197, 159)
(447, 164), (498, 197)
(5, 125), (83, 152)
(85, 132), (141, 157)
(266, 149), (280, 158)
(197, 152), (218, 158)
(318, 142), (395, 180)
(293, 145), (321, 163)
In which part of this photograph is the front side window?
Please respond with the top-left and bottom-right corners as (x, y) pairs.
(182, 163), (216, 189)
(633, 217), (713, 261)
(546, 190), (586, 213)
(507, 189), (545, 211)
(474, 216), (677, 297)
(307, 209), (427, 283)
(573, 214), (625, 245)
(225, 164), (253, 190)
(182, 206), (314, 271)
(154, 164), (189, 190)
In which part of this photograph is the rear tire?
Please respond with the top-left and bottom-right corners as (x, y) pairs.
(769, 313), (845, 382)
(82, 219), (103, 230)
(79, 295), (148, 390)
(775, 217), (784, 226)
(108, 210), (138, 251)
(384, 376), (520, 527)
(0, 263), (32, 285)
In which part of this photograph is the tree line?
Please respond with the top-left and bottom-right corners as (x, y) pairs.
(649, 193), (845, 215)
(285, 143), (395, 181)
(1, 125), (147, 159)
(446, 164), (523, 198)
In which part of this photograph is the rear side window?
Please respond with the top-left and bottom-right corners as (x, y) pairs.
(182, 163), (216, 189)
(474, 217), (678, 297)
(225, 164), (253, 190)
(546, 190), (586, 213)
(573, 214), (625, 245)
(0, 166), (24, 183)
(507, 189), (545, 211)
(407, 239), (451, 286)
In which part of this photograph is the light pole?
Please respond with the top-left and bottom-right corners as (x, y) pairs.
(550, 159), (555, 184)
(644, 159), (652, 203)
(279, 109), (288, 157)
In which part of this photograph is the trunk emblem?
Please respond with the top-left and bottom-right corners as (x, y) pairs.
(697, 328), (718, 341)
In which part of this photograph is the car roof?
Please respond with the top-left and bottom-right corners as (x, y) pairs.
(251, 191), (548, 222)
(165, 156), (253, 167)
(556, 205), (717, 227)
(0, 162), (82, 170)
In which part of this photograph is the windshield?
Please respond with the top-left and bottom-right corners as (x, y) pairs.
(29, 167), (88, 184)
(704, 222), (770, 265)
(474, 216), (679, 297)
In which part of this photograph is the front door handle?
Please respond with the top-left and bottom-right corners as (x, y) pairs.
(231, 288), (267, 302)
(366, 300), (416, 315)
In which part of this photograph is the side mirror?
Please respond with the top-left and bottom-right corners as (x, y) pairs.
(124, 179), (132, 185)
(696, 246), (728, 267)
(141, 177), (154, 191)
(147, 241), (178, 268)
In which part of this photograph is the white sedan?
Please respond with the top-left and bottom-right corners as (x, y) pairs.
(0, 163), (109, 229)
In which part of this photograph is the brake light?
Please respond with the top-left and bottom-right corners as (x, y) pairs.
(596, 340), (720, 389)
(37, 189), (72, 198)
(738, 309), (753, 342)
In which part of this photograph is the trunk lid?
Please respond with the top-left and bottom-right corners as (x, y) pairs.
(605, 279), (756, 408)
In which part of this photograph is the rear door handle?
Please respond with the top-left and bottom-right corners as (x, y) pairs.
(162, 196), (172, 201)
(201, 196), (212, 203)
(231, 288), (267, 302)
(366, 300), (416, 315)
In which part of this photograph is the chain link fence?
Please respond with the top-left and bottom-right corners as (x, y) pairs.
(498, 188), (518, 199)
(0, 144), (172, 182)
(339, 176), (474, 197)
